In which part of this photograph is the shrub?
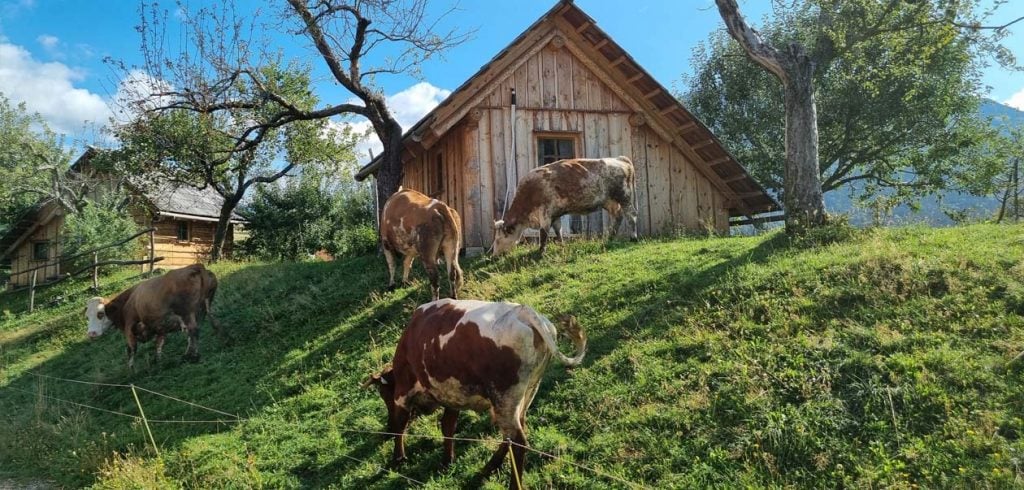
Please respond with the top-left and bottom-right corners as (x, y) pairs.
(62, 193), (141, 273)
(238, 174), (375, 261)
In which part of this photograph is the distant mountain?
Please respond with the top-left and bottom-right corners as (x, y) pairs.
(825, 99), (1023, 226)
(981, 98), (1024, 128)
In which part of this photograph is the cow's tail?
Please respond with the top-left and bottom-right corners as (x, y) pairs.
(516, 306), (587, 366)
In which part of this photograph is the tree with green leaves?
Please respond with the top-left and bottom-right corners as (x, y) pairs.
(239, 168), (376, 261)
(701, 0), (1022, 231)
(116, 0), (470, 229)
(0, 94), (80, 229)
(111, 64), (360, 262)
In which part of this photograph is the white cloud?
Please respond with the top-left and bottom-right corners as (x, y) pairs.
(36, 34), (58, 49)
(1005, 88), (1024, 111)
(110, 69), (174, 124)
(342, 81), (452, 163)
(0, 41), (110, 136)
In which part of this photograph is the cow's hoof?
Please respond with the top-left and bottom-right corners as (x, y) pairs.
(386, 284), (396, 292)
(630, 236), (639, 243)
(183, 353), (200, 363)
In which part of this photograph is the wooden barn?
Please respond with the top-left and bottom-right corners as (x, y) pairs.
(356, 0), (779, 251)
(1, 148), (244, 289)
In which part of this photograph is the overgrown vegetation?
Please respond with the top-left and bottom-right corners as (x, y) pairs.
(238, 170), (376, 261)
(1, 224), (1023, 488)
(61, 193), (142, 272)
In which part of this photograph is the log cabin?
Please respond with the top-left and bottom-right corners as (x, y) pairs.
(355, 0), (780, 253)
(0, 147), (244, 289)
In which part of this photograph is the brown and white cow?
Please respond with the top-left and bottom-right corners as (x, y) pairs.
(491, 156), (638, 256)
(380, 187), (464, 301)
(84, 264), (219, 368)
(365, 299), (587, 489)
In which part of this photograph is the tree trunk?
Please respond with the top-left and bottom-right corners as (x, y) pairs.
(374, 119), (406, 222)
(210, 195), (241, 263)
(782, 66), (827, 233)
(714, 0), (827, 234)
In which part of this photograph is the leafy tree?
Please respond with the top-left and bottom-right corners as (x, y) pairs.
(0, 94), (78, 229)
(61, 191), (142, 273)
(111, 64), (359, 262)
(118, 0), (471, 229)
(701, 0), (1022, 232)
(953, 123), (1024, 222)
(239, 170), (376, 261)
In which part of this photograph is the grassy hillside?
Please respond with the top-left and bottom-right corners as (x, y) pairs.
(2, 224), (1024, 488)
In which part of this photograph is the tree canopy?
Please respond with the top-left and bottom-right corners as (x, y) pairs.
(0, 94), (75, 229)
(111, 63), (360, 261)
(690, 0), (1020, 210)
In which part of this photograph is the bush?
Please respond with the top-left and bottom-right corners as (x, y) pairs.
(238, 174), (375, 261)
(62, 193), (141, 273)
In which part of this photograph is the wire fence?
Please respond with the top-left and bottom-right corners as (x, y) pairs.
(2, 371), (648, 489)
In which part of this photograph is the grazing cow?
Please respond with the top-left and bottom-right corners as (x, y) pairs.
(84, 264), (219, 368)
(380, 187), (464, 301)
(365, 299), (587, 489)
(491, 156), (639, 255)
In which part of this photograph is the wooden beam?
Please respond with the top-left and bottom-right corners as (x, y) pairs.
(610, 55), (627, 67)
(593, 38), (610, 50)
(627, 72), (645, 83)
(692, 139), (716, 151)
(707, 156), (731, 166)
(723, 173), (749, 183)
(678, 121), (698, 133)
(659, 105), (679, 116)
(736, 191), (764, 199)
(643, 88), (662, 98)
(575, 20), (592, 33)
(729, 213), (786, 227)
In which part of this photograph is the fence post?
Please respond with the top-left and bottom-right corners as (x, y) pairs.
(130, 384), (161, 459)
(92, 252), (99, 291)
(29, 270), (37, 313)
(148, 229), (155, 274)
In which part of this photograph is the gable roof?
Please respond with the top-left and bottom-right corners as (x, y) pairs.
(72, 148), (245, 222)
(356, 0), (779, 217)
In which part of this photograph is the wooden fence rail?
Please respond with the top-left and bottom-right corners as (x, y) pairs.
(9, 227), (157, 280)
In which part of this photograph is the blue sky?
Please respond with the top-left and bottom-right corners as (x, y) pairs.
(0, 0), (1021, 152)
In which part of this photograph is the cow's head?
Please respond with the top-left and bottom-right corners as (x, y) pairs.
(84, 297), (114, 339)
(491, 219), (523, 256)
(364, 365), (397, 412)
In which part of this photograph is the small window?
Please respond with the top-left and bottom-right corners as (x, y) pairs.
(177, 221), (190, 241)
(537, 136), (575, 165)
(32, 241), (50, 261)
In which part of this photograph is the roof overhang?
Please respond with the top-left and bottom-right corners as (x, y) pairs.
(156, 210), (246, 224)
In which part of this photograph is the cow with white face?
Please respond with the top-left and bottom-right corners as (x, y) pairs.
(492, 156), (638, 256)
(83, 264), (219, 368)
(85, 295), (121, 339)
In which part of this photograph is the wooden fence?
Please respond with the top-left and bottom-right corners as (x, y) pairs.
(5, 228), (164, 312)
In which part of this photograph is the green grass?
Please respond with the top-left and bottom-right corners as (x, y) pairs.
(2, 224), (1024, 488)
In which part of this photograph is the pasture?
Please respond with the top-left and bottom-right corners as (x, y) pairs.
(2, 224), (1023, 488)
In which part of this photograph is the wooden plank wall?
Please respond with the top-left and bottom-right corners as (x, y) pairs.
(8, 212), (63, 287)
(400, 38), (730, 248)
(150, 219), (218, 267)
